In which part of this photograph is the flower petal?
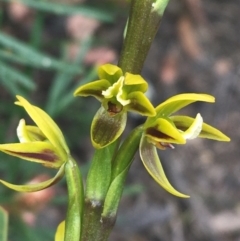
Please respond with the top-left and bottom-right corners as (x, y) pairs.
(91, 106), (127, 149)
(74, 79), (110, 101)
(0, 142), (64, 168)
(140, 135), (189, 198)
(15, 96), (69, 155)
(102, 76), (131, 106)
(181, 113), (203, 140)
(98, 64), (123, 84)
(0, 164), (65, 192)
(145, 118), (186, 144)
(127, 91), (156, 116)
(17, 119), (45, 143)
(154, 93), (214, 119)
(55, 221), (65, 241)
(124, 72), (148, 92)
(171, 115), (230, 141)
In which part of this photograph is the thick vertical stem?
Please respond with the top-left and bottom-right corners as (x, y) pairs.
(118, 0), (162, 74)
(80, 142), (118, 241)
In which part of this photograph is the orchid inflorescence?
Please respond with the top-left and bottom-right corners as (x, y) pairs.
(74, 64), (230, 197)
(0, 1), (231, 240)
(0, 64), (230, 241)
(0, 64), (230, 196)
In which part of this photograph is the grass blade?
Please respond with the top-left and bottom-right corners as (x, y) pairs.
(0, 32), (82, 74)
(46, 39), (93, 116)
(3, 0), (114, 23)
(0, 60), (35, 94)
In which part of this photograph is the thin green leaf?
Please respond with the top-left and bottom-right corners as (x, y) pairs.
(0, 206), (8, 241)
(0, 50), (32, 65)
(46, 39), (92, 116)
(0, 75), (25, 96)
(0, 60), (35, 90)
(3, 0), (114, 22)
(51, 67), (97, 117)
(0, 32), (82, 74)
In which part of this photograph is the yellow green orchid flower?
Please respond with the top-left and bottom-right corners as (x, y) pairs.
(140, 93), (230, 198)
(74, 64), (156, 149)
(0, 96), (69, 192)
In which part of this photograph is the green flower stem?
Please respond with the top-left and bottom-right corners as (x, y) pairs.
(118, 0), (168, 74)
(81, 126), (143, 241)
(81, 141), (118, 241)
(111, 125), (144, 180)
(64, 157), (84, 241)
(81, 199), (103, 241)
(103, 125), (144, 217)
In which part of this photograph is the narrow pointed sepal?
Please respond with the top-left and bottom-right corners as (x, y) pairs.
(91, 106), (127, 149)
(171, 115), (231, 141)
(154, 93), (215, 118)
(55, 221), (65, 241)
(140, 135), (189, 198)
(0, 142), (64, 168)
(127, 91), (156, 117)
(73, 79), (110, 100)
(0, 164), (65, 192)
